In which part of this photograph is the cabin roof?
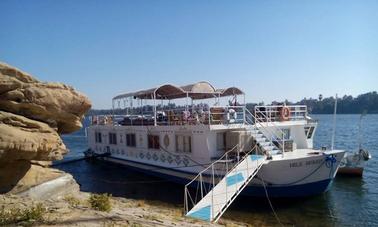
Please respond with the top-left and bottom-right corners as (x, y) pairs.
(113, 81), (244, 100)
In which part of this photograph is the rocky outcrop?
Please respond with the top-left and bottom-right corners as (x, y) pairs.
(0, 111), (67, 162)
(0, 63), (91, 134)
(0, 62), (91, 193)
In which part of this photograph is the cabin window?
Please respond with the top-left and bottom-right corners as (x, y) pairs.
(95, 132), (102, 143)
(304, 126), (315, 139)
(176, 135), (192, 153)
(126, 133), (136, 147)
(109, 132), (117, 145)
(148, 135), (160, 150)
(216, 132), (226, 151)
(282, 129), (290, 140)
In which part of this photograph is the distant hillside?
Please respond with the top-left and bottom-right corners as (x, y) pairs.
(88, 91), (378, 115)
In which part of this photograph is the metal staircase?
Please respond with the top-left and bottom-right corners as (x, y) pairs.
(247, 125), (281, 155)
(184, 107), (287, 223)
(244, 107), (286, 156)
(184, 149), (266, 222)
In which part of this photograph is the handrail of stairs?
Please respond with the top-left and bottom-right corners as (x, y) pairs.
(254, 108), (287, 152)
(244, 107), (286, 154)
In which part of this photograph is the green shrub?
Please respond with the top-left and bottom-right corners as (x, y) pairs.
(0, 203), (45, 225)
(64, 195), (81, 208)
(88, 193), (112, 212)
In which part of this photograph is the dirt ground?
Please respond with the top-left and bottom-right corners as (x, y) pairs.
(0, 192), (253, 227)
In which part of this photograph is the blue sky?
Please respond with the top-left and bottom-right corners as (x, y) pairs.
(1, 0), (377, 109)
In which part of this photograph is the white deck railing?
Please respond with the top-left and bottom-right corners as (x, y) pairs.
(90, 105), (246, 126)
(254, 105), (308, 122)
(90, 105), (309, 127)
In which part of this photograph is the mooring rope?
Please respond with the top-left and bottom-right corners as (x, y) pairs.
(261, 176), (284, 227)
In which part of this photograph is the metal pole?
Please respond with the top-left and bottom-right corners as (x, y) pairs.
(140, 98), (143, 126)
(226, 153), (228, 173)
(209, 109), (211, 125)
(211, 164), (215, 220)
(331, 94), (338, 150)
(186, 92), (188, 111)
(225, 154), (228, 203)
(200, 174), (203, 199)
(282, 133), (285, 157)
(184, 187), (188, 214)
(153, 92), (157, 126)
(243, 95), (246, 125)
(112, 100), (114, 119)
(359, 114), (363, 151)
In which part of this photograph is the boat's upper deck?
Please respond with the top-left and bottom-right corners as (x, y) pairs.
(91, 82), (312, 128)
(91, 104), (313, 128)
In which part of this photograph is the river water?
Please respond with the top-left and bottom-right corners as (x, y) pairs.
(57, 114), (378, 226)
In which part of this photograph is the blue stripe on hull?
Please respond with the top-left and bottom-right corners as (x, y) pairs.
(102, 157), (333, 198)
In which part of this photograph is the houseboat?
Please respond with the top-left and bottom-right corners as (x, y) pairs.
(86, 82), (345, 221)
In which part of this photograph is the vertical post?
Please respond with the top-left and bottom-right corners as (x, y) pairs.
(186, 92), (189, 111)
(243, 95), (246, 125)
(153, 92), (157, 126)
(208, 109), (211, 125)
(191, 98), (193, 113)
(331, 94), (338, 150)
(185, 92), (189, 125)
(246, 151), (249, 175)
(282, 131), (285, 157)
(225, 153), (228, 203)
(359, 113), (363, 151)
(130, 96), (133, 111)
(237, 146), (240, 162)
(112, 100), (114, 119)
(140, 98), (143, 126)
(200, 174), (203, 199)
(226, 153), (229, 173)
(211, 164), (215, 220)
(184, 187), (188, 214)
(126, 100), (129, 116)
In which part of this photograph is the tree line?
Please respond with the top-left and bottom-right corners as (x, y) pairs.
(88, 91), (378, 115)
(292, 91), (378, 114)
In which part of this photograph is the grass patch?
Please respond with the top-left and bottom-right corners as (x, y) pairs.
(64, 195), (81, 208)
(0, 203), (45, 225)
(143, 214), (159, 220)
(88, 193), (112, 212)
(127, 223), (143, 227)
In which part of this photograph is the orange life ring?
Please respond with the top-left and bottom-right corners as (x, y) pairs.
(280, 106), (291, 121)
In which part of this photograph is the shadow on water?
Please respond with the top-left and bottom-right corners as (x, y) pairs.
(55, 159), (184, 204)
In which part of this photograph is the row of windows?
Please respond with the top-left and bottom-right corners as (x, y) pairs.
(95, 132), (191, 153)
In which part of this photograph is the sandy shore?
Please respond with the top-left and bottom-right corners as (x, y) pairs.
(0, 192), (253, 227)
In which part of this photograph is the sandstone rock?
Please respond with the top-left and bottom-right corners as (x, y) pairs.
(0, 62), (91, 193)
(0, 62), (91, 134)
(0, 111), (67, 162)
(0, 160), (65, 193)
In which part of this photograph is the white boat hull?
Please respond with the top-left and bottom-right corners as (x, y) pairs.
(93, 149), (344, 198)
